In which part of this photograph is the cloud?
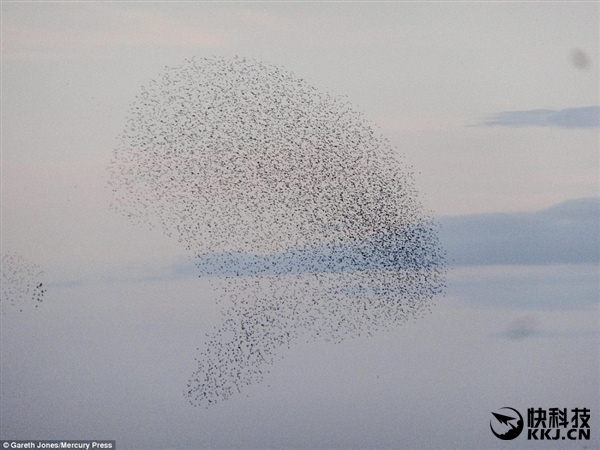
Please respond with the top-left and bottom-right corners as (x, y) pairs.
(439, 197), (600, 266)
(185, 220), (445, 278)
(168, 197), (600, 315)
(480, 106), (600, 128)
(167, 197), (599, 279)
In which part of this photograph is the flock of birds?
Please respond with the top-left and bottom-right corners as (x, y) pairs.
(104, 55), (447, 407)
(1, 251), (46, 313)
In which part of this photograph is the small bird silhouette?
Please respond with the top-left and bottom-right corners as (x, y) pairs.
(1, 252), (46, 314)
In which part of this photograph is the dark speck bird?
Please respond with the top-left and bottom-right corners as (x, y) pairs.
(1, 252), (46, 314)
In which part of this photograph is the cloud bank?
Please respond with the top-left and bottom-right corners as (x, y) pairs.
(481, 106), (600, 128)
(439, 197), (599, 266)
(180, 197), (598, 277)
(179, 222), (444, 278)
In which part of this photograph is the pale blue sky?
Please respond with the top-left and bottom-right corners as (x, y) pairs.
(1, 2), (599, 449)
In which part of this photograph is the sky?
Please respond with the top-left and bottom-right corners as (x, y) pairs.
(1, 2), (599, 449)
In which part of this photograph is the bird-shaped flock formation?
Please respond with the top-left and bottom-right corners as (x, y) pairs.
(108, 56), (446, 407)
(1, 252), (46, 313)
